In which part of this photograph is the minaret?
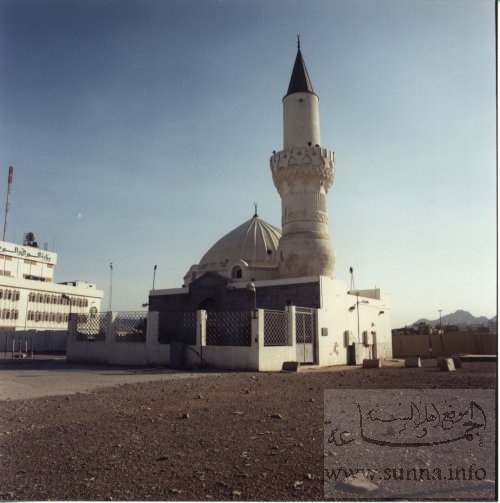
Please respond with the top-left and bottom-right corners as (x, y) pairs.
(270, 38), (335, 278)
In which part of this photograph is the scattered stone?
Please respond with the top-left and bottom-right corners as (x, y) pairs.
(232, 410), (244, 415)
(269, 413), (284, 420)
(337, 477), (378, 494)
(180, 412), (190, 419)
(308, 398), (315, 402)
(304, 473), (313, 480)
(169, 488), (181, 494)
(232, 490), (242, 498)
(155, 455), (168, 461)
(293, 481), (304, 489)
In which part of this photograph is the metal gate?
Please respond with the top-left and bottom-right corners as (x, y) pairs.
(295, 308), (315, 363)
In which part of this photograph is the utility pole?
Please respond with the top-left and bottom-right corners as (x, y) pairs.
(109, 263), (113, 311)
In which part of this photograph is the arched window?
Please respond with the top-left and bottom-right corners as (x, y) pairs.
(231, 266), (243, 279)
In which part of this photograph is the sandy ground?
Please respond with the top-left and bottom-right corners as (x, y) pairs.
(0, 357), (496, 501)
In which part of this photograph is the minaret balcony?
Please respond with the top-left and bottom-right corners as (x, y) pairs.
(270, 146), (335, 192)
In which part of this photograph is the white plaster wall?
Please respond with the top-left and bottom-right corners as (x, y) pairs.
(186, 345), (259, 371)
(345, 288), (392, 360)
(283, 92), (320, 148)
(316, 277), (392, 364)
(316, 277), (350, 366)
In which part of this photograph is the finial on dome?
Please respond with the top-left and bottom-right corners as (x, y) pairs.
(297, 34), (300, 50)
(253, 202), (258, 218)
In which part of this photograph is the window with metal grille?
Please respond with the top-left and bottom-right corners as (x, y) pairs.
(206, 311), (251, 346)
(264, 310), (288, 346)
(76, 312), (106, 342)
(114, 312), (147, 343)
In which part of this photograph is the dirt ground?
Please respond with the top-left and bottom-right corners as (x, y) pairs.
(0, 358), (496, 501)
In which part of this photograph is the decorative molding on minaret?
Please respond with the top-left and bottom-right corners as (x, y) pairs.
(271, 41), (335, 279)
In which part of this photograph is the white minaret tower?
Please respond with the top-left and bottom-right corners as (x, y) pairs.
(270, 38), (335, 278)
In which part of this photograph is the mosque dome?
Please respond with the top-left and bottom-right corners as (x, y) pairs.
(184, 213), (282, 286)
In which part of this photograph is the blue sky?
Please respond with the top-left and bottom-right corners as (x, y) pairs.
(0, 0), (496, 327)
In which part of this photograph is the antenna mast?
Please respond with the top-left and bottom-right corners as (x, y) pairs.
(2, 166), (13, 241)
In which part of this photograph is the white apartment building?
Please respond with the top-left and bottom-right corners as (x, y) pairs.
(0, 238), (103, 331)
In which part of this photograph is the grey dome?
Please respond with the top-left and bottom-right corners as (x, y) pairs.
(198, 215), (282, 272)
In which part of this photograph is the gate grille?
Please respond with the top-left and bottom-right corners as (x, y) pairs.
(264, 310), (288, 346)
(206, 311), (251, 346)
(295, 310), (313, 344)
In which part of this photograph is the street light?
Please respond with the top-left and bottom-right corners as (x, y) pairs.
(109, 263), (113, 311)
(246, 282), (257, 318)
(246, 282), (256, 308)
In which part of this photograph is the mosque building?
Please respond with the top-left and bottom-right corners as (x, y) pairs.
(148, 40), (392, 369)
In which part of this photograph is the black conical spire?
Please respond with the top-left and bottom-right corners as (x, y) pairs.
(286, 36), (315, 96)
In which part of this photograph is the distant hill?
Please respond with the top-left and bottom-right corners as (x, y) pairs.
(413, 309), (491, 326)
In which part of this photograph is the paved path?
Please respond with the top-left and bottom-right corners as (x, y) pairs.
(0, 356), (218, 401)
(0, 355), (406, 401)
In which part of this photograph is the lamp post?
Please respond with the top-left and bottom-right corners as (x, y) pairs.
(246, 282), (257, 319)
(438, 309), (443, 334)
(246, 282), (256, 308)
(109, 262), (113, 312)
(152, 265), (157, 290)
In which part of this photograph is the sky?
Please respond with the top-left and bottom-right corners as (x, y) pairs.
(0, 0), (496, 328)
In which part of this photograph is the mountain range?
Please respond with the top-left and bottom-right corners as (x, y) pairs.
(413, 309), (495, 326)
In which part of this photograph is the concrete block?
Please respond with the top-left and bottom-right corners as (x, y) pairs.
(405, 357), (421, 368)
(437, 357), (455, 371)
(362, 359), (381, 368)
(282, 361), (300, 372)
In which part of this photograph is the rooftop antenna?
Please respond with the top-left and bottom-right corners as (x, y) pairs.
(2, 166), (13, 241)
(349, 266), (356, 292)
